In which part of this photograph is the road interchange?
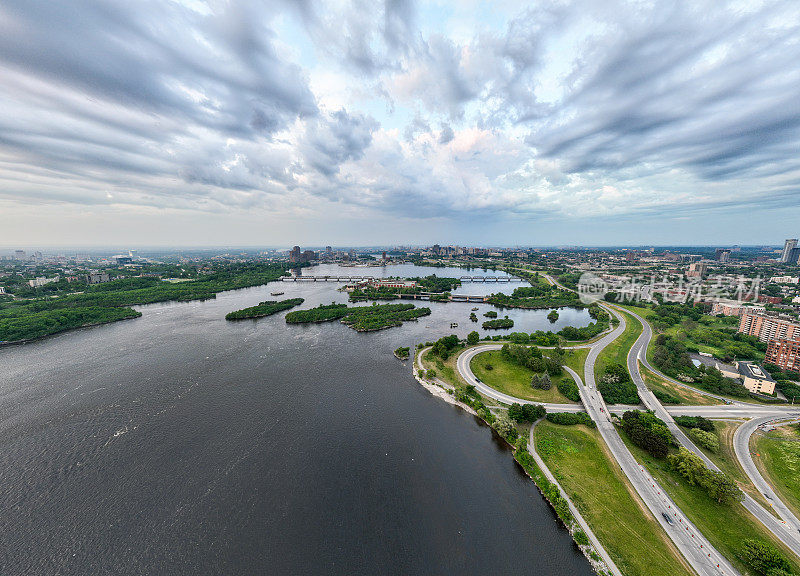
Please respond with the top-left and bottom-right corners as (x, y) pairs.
(445, 297), (800, 575)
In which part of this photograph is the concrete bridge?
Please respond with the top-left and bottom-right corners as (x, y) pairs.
(459, 276), (521, 282)
(282, 275), (520, 283)
(281, 275), (375, 282)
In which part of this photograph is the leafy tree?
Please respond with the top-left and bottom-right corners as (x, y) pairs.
(531, 373), (552, 390)
(508, 403), (546, 422)
(674, 415), (715, 432)
(667, 448), (743, 504)
(547, 310), (559, 322)
(688, 427), (719, 452)
(738, 539), (791, 575)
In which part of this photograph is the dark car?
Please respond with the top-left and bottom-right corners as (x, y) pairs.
(661, 512), (674, 525)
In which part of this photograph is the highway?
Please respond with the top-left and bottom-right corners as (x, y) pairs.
(734, 415), (800, 534)
(437, 270), (800, 572)
(581, 306), (737, 576)
(622, 305), (800, 557)
(455, 307), (737, 575)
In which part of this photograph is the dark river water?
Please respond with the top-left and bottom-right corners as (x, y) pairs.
(0, 264), (595, 575)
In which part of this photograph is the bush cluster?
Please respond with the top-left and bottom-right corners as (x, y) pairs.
(621, 410), (674, 458)
(546, 412), (595, 427)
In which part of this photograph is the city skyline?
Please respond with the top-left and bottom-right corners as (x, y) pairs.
(1, 1), (799, 246)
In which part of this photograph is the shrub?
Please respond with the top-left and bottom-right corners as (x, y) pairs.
(508, 402), (546, 422)
(738, 539), (791, 575)
(688, 427), (719, 452)
(573, 530), (590, 546)
(531, 373), (552, 390)
(674, 415), (715, 432)
(557, 380), (581, 402)
(467, 330), (479, 345)
(546, 412), (595, 427)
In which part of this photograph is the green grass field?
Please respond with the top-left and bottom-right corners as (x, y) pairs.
(535, 422), (693, 576)
(754, 425), (800, 520)
(470, 349), (582, 403)
(594, 307), (642, 382)
(620, 428), (800, 576)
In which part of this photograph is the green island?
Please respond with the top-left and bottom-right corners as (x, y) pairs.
(482, 317), (514, 329)
(487, 280), (582, 310)
(225, 298), (304, 320)
(285, 302), (431, 332)
(0, 262), (288, 343)
(394, 346), (410, 360)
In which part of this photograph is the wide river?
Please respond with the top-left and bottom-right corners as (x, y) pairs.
(0, 264), (595, 575)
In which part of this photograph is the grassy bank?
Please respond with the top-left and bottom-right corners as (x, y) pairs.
(641, 364), (722, 406)
(753, 425), (800, 520)
(535, 421), (693, 576)
(620, 428), (800, 575)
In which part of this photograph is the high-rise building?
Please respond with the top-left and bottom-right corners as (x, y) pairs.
(739, 312), (800, 343)
(325, 246), (332, 256)
(765, 339), (800, 373)
(686, 261), (707, 278)
(289, 246), (301, 263)
(715, 248), (731, 262)
(781, 239), (798, 263)
(14, 250), (26, 260)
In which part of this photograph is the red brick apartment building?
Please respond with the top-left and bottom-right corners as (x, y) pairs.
(738, 312), (800, 343)
(765, 339), (800, 373)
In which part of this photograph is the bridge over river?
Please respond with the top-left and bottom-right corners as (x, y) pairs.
(281, 275), (523, 283)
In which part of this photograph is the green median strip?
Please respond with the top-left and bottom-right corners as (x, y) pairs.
(535, 421), (693, 576)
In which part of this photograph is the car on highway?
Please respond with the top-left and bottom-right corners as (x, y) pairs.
(662, 512), (674, 525)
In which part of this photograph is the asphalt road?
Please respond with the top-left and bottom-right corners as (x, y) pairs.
(734, 415), (800, 534)
(623, 306), (800, 558)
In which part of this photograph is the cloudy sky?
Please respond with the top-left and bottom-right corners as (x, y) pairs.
(1, 0), (799, 247)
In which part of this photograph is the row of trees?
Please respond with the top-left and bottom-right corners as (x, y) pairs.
(667, 448), (743, 504)
(546, 412), (594, 427)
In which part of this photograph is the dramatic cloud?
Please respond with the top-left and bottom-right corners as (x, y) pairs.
(0, 0), (799, 245)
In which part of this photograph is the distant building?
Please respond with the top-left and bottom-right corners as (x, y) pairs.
(325, 246), (332, 257)
(14, 250), (26, 261)
(114, 255), (133, 265)
(710, 300), (764, 317)
(301, 250), (317, 262)
(766, 339), (800, 373)
(28, 276), (59, 288)
(781, 239), (798, 263)
(289, 246), (301, 263)
(739, 312), (800, 343)
(769, 276), (800, 284)
(715, 248), (731, 262)
(87, 272), (110, 284)
(686, 261), (707, 278)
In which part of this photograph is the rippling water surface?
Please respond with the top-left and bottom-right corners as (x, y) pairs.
(0, 264), (595, 575)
